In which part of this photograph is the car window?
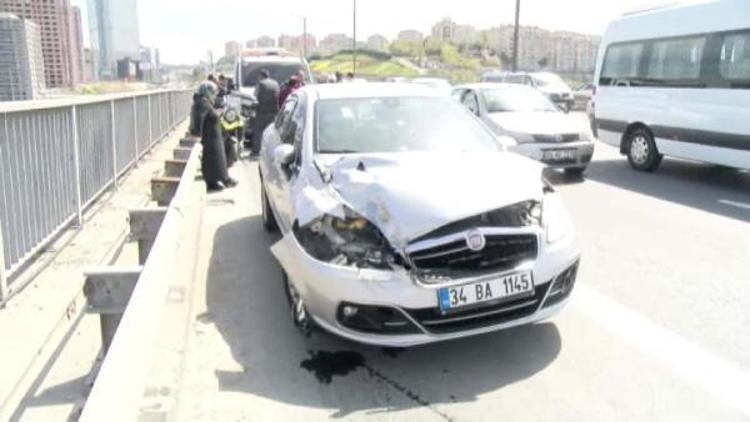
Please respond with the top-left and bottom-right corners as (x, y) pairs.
(241, 62), (309, 87)
(646, 36), (705, 80)
(291, 96), (306, 166)
(504, 74), (526, 84)
(315, 97), (499, 154)
(275, 96), (298, 143)
(720, 31), (750, 81)
(481, 87), (558, 113)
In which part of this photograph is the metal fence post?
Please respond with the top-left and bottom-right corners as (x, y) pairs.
(0, 223), (8, 301)
(132, 96), (138, 161)
(71, 105), (83, 226)
(147, 94), (153, 146)
(110, 100), (117, 189)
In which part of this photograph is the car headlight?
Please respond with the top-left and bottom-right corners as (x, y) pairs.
(542, 192), (573, 244)
(224, 109), (238, 123)
(293, 206), (395, 269)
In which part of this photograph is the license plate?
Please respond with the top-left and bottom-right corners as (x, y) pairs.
(543, 149), (577, 162)
(438, 271), (534, 312)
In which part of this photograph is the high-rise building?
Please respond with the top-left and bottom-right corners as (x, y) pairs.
(319, 33), (352, 55)
(0, 0), (81, 87)
(68, 6), (85, 82)
(0, 13), (45, 100)
(256, 36), (275, 48)
(83, 47), (95, 81)
(225, 41), (240, 58)
(397, 30), (423, 42)
(87, 0), (141, 79)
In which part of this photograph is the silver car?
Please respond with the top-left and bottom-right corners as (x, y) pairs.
(260, 83), (580, 347)
(453, 83), (596, 176)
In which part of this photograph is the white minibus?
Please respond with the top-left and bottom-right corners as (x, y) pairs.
(593, 0), (750, 171)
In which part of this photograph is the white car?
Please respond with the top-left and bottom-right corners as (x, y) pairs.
(409, 77), (453, 96)
(260, 83), (580, 347)
(453, 83), (596, 176)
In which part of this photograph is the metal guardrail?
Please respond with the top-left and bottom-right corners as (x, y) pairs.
(79, 140), (204, 422)
(0, 90), (193, 301)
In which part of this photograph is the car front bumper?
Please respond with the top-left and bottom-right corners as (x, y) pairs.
(510, 141), (595, 169)
(271, 231), (580, 347)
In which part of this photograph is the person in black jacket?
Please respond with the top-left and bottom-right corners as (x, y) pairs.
(196, 82), (238, 191)
(251, 69), (280, 155)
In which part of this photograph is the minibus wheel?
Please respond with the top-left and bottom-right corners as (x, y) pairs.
(626, 127), (663, 172)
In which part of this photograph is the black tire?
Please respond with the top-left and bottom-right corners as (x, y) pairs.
(261, 183), (278, 232)
(564, 167), (586, 178)
(625, 127), (663, 172)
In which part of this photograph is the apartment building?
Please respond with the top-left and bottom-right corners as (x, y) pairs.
(0, 0), (83, 87)
(0, 13), (44, 100)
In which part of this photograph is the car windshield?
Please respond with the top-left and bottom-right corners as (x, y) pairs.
(241, 62), (308, 87)
(315, 97), (500, 154)
(532, 73), (566, 87)
(482, 87), (559, 113)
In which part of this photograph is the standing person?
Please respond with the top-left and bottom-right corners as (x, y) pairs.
(252, 69), (280, 155)
(278, 71), (305, 108)
(334, 71), (343, 83)
(188, 86), (211, 137)
(197, 82), (238, 191)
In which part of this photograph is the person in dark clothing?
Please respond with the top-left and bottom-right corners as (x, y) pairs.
(252, 69), (280, 155)
(197, 82), (238, 191)
(189, 87), (212, 137)
(278, 74), (303, 108)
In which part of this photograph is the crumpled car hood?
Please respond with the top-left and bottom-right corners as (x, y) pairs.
(312, 151), (544, 247)
(489, 112), (583, 135)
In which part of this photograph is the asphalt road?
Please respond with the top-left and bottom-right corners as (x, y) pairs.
(174, 134), (750, 421)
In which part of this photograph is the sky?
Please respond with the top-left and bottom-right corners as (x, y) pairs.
(71, 0), (662, 65)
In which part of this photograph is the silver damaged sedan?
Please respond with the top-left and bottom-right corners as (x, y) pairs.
(260, 83), (581, 347)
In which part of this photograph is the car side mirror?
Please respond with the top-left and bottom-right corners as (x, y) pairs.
(273, 144), (295, 167)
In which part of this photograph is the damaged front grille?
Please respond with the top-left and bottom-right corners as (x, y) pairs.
(408, 233), (538, 282)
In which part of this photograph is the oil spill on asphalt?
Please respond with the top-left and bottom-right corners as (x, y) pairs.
(300, 350), (365, 384)
(300, 350), (453, 421)
(381, 347), (406, 358)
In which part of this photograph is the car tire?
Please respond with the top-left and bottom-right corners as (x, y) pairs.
(626, 127), (663, 172)
(282, 271), (316, 334)
(261, 183), (278, 232)
(564, 167), (586, 178)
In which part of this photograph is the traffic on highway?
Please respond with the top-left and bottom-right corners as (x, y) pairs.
(173, 1), (750, 420)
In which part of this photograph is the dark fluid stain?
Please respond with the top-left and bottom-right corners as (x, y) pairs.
(381, 347), (406, 358)
(300, 350), (365, 384)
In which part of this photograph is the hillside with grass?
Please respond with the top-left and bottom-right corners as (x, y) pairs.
(309, 51), (420, 79)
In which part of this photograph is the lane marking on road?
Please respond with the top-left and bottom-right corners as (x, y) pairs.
(718, 199), (750, 211)
(572, 285), (750, 417)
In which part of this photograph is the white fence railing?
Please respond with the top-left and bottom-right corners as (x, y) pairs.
(0, 90), (193, 300)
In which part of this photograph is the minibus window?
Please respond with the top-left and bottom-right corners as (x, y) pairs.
(601, 43), (644, 85)
(646, 37), (705, 81)
(720, 32), (750, 82)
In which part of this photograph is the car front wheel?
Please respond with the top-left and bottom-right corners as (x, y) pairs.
(626, 128), (663, 172)
(261, 183), (278, 232)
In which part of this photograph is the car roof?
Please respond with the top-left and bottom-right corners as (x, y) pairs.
(454, 82), (534, 91)
(240, 56), (305, 64)
(305, 82), (442, 100)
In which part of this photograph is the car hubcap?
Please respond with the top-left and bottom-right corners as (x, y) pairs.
(630, 136), (650, 165)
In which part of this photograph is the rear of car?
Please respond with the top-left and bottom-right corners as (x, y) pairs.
(486, 72), (575, 112)
(230, 49), (313, 141)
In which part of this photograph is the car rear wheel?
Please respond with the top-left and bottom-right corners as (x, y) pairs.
(261, 183), (278, 232)
(626, 128), (663, 172)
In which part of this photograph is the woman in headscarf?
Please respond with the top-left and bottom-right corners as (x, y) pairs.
(197, 81), (238, 191)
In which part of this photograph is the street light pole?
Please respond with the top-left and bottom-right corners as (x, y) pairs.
(513, 0), (520, 72)
(302, 16), (307, 59)
(353, 0), (357, 75)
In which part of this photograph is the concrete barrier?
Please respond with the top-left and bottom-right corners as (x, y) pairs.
(79, 141), (205, 422)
